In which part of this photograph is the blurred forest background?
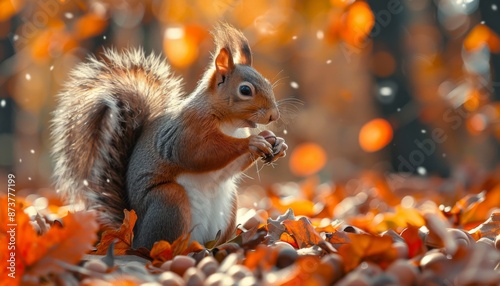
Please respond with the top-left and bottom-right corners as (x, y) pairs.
(1, 0), (500, 195)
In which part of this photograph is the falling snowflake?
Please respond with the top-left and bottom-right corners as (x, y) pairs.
(292, 35), (298, 40)
(421, 129), (427, 134)
(379, 86), (393, 96)
(326, 59), (332, 64)
(492, 4), (498, 11)
(290, 81), (299, 89)
(417, 166), (427, 175)
(26, 73), (31, 81)
(0, 99), (5, 108)
(65, 12), (74, 19)
(30, 149), (35, 154)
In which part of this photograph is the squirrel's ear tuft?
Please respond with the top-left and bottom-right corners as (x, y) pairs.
(215, 48), (234, 76)
(238, 43), (252, 66)
(212, 23), (252, 66)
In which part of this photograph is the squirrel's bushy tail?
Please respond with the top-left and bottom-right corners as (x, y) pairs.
(51, 49), (183, 227)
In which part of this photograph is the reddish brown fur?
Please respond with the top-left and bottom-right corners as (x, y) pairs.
(52, 24), (285, 248)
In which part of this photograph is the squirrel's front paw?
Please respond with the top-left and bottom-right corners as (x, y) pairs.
(249, 135), (274, 160)
(256, 131), (288, 164)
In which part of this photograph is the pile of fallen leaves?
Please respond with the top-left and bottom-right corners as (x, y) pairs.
(1, 171), (500, 285)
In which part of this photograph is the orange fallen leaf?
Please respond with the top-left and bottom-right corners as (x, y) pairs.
(373, 206), (425, 233)
(283, 217), (323, 248)
(326, 231), (351, 246)
(0, 195), (98, 284)
(279, 232), (299, 249)
(23, 211), (98, 280)
(270, 196), (317, 218)
(150, 233), (204, 267)
(469, 212), (500, 240)
(455, 186), (500, 229)
(244, 244), (278, 271)
(275, 255), (323, 286)
(94, 209), (137, 255)
(400, 225), (426, 258)
(337, 233), (397, 272)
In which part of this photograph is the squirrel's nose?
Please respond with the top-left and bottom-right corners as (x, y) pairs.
(267, 108), (280, 123)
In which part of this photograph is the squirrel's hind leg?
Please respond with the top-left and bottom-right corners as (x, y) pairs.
(132, 184), (191, 249)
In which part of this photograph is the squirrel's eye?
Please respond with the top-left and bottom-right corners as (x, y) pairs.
(237, 82), (255, 99)
(240, 85), (252, 96)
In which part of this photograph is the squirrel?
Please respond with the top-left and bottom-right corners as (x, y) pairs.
(51, 23), (287, 249)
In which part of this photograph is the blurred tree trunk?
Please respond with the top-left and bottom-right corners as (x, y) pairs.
(367, 0), (450, 177)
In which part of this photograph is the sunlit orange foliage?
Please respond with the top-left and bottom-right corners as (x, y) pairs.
(340, 1), (375, 48)
(74, 13), (108, 40)
(464, 24), (500, 53)
(289, 142), (327, 176)
(163, 24), (207, 68)
(94, 210), (137, 255)
(0, 0), (19, 21)
(359, 118), (393, 152)
(269, 194), (316, 217)
(0, 196), (98, 285)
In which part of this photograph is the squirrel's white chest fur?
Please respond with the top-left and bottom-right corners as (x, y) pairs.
(176, 124), (250, 243)
(176, 172), (238, 243)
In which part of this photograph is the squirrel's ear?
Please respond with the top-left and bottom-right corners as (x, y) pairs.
(215, 48), (234, 76)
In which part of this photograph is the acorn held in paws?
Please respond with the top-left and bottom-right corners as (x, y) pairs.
(259, 130), (277, 146)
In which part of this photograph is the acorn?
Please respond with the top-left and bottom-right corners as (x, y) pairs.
(258, 130), (277, 147)
(170, 255), (196, 277)
(258, 130), (277, 163)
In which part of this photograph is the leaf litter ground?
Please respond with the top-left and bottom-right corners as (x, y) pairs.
(1, 171), (500, 285)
